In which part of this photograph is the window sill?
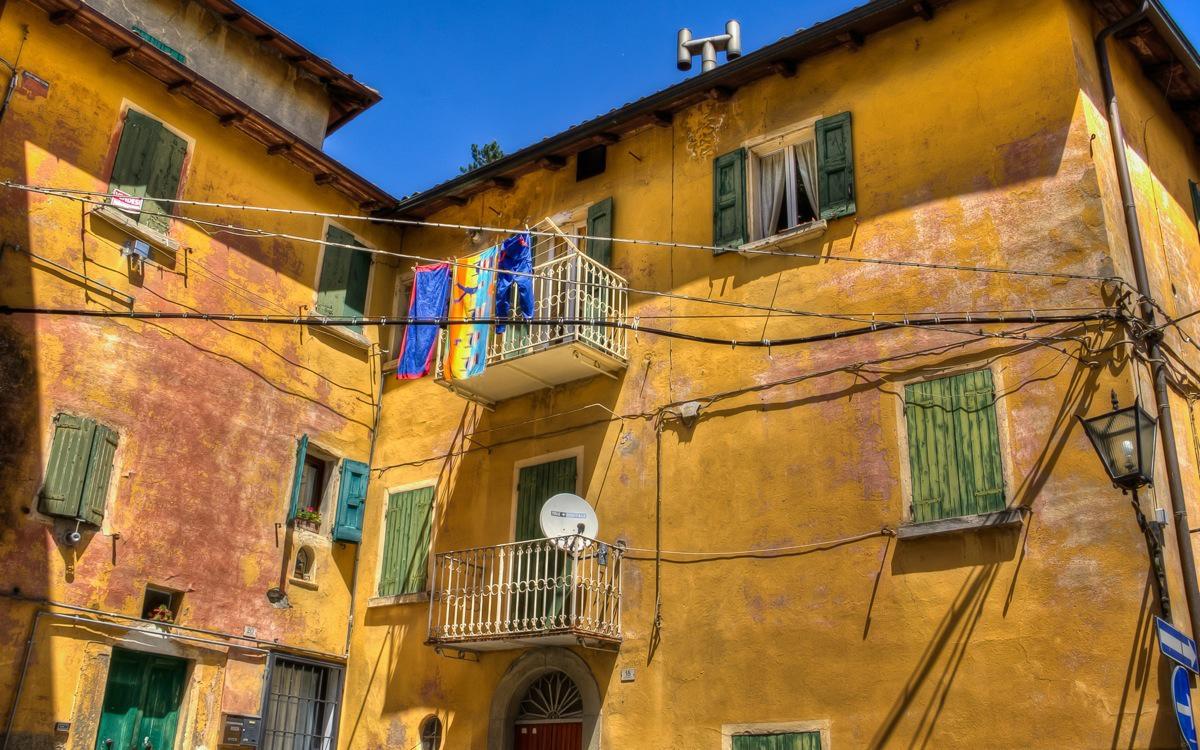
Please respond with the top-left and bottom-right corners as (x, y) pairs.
(288, 577), (319, 591)
(897, 508), (1025, 540)
(92, 205), (181, 255)
(307, 315), (372, 349)
(367, 591), (429, 608)
(736, 220), (828, 257)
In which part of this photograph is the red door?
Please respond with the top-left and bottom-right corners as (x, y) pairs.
(514, 722), (582, 750)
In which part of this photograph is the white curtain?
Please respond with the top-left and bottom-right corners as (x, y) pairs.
(795, 141), (819, 217)
(758, 150), (786, 238)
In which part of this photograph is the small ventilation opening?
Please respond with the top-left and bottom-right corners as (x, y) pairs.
(576, 145), (607, 181)
(142, 585), (183, 623)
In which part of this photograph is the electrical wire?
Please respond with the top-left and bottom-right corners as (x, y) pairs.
(620, 527), (895, 558)
(4, 181), (1127, 286)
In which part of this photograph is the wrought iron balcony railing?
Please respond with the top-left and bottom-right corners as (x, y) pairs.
(435, 249), (629, 404)
(427, 536), (623, 651)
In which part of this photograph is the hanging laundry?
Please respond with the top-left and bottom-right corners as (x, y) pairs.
(444, 246), (499, 379)
(395, 262), (451, 380)
(495, 232), (534, 333)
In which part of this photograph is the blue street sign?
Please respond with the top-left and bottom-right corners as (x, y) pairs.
(1174, 665), (1199, 750)
(1157, 617), (1200, 674)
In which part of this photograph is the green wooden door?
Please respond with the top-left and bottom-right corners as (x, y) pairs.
(731, 732), (822, 750)
(513, 458), (577, 628)
(95, 649), (187, 750)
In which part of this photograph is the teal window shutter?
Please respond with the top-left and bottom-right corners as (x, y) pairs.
(905, 370), (1005, 523)
(1190, 180), (1200, 238)
(333, 459), (369, 543)
(316, 226), (372, 331)
(815, 111), (856, 220)
(515, 457), (577, 541)
(109, 110), (186, 233)
(39, 413), (118, 524)
(287, 435), (308, 521)
(712, 148), (747, 250)
(585, 197), (614, 267)
(732, 732), (822, 750)
(378, 485), (436, 596)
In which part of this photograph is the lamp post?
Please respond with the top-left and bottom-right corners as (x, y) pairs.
(1079, 391), (1166, 615)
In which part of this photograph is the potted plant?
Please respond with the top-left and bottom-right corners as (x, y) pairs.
(147, 604), (175, 624)
(295, 507), (321, 533)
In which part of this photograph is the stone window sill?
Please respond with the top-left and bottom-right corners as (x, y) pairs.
(307, 315), (372, 349)
(897, 508), (1025, 540)
(92, 205), (181, 255)
(367, 591), (429, 608)
(288, 577), (318, 591)
(736, 220), (828, 257)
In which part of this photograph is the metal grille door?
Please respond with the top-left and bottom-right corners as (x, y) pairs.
(261, 656), (342, 750)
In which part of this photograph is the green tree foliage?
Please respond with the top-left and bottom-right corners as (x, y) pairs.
(460, 141), (504, 173)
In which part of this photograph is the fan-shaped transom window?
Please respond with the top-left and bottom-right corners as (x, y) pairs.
(516, 671), (583, 722)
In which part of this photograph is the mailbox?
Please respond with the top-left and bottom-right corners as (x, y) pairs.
(220, 714), (261, 747)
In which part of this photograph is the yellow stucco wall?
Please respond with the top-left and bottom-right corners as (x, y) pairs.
(341, 0), (1200, 748)
(0, 0), (402, 746)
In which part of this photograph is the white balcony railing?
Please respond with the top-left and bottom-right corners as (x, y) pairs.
(428, 536), (623, 651)
(435, 247), (629, 403)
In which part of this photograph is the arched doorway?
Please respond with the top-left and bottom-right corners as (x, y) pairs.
(488, 647), (602, 750)
(514, 671), (583, 749)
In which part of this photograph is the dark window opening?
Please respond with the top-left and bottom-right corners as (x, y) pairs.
(142, 586), (182, 623)
(294, 546), (314, 580)
(299, 455), (327, 514)
(262, 656), (342, 750)
(576, 145), (607, 181)
(420, 716), (443, 750)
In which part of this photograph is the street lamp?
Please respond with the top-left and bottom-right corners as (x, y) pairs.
(1079, 392), (1158, 491)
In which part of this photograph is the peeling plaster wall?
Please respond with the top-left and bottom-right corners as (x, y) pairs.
(342, 0), (1189, 748)
(0, 0), (401, 745)
(87, 0), (333, 146)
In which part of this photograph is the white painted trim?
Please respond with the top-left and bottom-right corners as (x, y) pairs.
(373, 479), (439, 598)
(892, 362), (1016, 525)
(720, 720), (831, 750)
(742, 115), (822, 242)
(509, 447), (585, 541)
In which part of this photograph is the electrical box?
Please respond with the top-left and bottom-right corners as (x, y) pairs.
(220, 714), (261, 747)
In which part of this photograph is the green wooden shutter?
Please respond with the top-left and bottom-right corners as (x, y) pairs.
(316, 226), (372, 331)
(38, 413), (96, 518)
(905, 370), (1005, 522)
(109, 110), (186, 232)
(515, 457), (578, 541)
(732, 732), (821, 750)
(141, 127), (187, 234)
(287, 435), (309, 521)
(79, 423), (118, 526)
(586, 197), (614, 267)
(1190, 180), (1200, 237)
(713, 148), (747, 250)
(333, 459), (369, 543)
(816, 111), (856, 220)
(379, 486), (436, 596)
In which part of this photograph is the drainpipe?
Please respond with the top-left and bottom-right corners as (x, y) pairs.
(1096, 1), (1200, 639)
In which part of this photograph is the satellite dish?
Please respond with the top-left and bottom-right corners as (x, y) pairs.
(539, 493), (598, 550)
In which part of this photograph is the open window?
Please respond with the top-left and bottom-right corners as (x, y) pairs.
(748, 134), (820, 241)
(141, 585), (183, 624)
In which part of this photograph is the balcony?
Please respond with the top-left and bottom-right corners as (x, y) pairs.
(435, 249), (628, 405)
(427, 536), (623, 652)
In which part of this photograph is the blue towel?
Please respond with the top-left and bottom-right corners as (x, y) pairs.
(495, 232), (534, 333)
(396, 263), (451, 380)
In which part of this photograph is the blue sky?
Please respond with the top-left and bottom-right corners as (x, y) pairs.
(240, 0), (1200, 199)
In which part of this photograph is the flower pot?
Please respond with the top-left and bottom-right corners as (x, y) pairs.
(295, 519), (320, 533)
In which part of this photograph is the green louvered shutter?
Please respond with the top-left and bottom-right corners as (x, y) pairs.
(815, 111), (856, 220)
(515, 457), (577, 541)
(38, 414), (96, 518)
(316, 226), (372, 331)
(1190, 180), (1200, 237)
(712, 148), (747, 251)
(333, 459), (368, 543)
(905, 370), (1005, 523)
(732, 733), (822, 750)
(286, 435), (308, 521)
(79, 423), (118, 526)
(586, 197), (614, 267)
(379, 486), (435, 596)
(109, 110), (186, 233)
